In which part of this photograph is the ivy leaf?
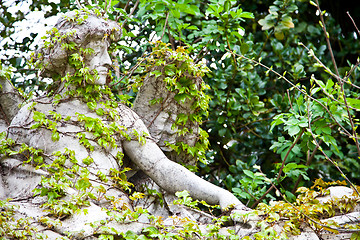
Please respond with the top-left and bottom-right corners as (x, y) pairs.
(175, 190), (190, 198)
(75, 178), (91, 191)
(51, 131), (60, 142)
(96, 108), (104, 116)
(87, 101), (97, 110)
(351, 232), (360, 240)
(143, 226), (161, 238)
(82, 156), (94, 165)
(33, 111), (45, 122)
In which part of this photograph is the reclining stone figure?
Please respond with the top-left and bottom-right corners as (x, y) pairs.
(0, 10), (251, 238)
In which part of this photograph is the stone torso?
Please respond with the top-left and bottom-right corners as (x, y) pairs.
(3, 97), (147, 200)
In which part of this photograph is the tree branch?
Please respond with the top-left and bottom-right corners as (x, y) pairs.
(314, 0), (360, 156)
(251, 129), (305, 208)
(306, 98), (360, 197)
(235, 53), (353, 138)
(347, 11), (360, 40)
(161, 12), (170, 41)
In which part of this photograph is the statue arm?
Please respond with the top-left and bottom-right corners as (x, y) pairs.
(123, 138), (245, 210)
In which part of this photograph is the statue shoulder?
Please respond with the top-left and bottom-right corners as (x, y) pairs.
(117, 104), (149, 134)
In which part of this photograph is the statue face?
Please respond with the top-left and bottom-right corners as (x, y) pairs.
(85, 39), (112, 85)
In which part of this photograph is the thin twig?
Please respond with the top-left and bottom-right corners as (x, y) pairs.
(109, 54), (148, 87)
(237, 51), (360, 199)
(315, 0), (339, 76)
(75, 0), (84, 9)
(347, 11), (360, 37)
(314, 0), (360, 156)
(226, 35), (237, 67)
(218, 147), (231, 167)
(237, 115), (275, 129)
(244, 125), (264, 139)
(115, 0), (131, 21)
(194, 35), (220, 64)
(287, 89), (294, 111)
(291, 140), (322, 194)
(147, 92), (171, 128)
(168, 23), (175, 50)
(343, 60), (360, 90)
(121, 0), (140, 29)
(306, 98), (360, 197)
(128, 0), (140, 18)
(251, 129), (305, 208)
(235, 52), (352, 138)
(123, 0), (131, 11)
(161, 12), (170, 41)
(309, 73), (359, 111)
(108, 0), (112, 11)
(103, 0), (108, 15)
(256, 30), (273, 59)
(274, 128), (305, 185)
(242, 187), (259, 204)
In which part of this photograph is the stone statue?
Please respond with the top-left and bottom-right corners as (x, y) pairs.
(0, 10), (251, 238)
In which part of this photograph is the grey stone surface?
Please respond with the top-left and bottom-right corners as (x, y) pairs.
(0, 11), (250, 238)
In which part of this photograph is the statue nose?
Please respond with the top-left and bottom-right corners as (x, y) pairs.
(102, 51), (112, 66)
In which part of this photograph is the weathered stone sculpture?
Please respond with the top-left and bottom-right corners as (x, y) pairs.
(1, 9), (359, 240)
(0, 10), (251, 239)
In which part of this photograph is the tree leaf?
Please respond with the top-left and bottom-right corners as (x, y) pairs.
(238, 12), (254, 19)
(288, 125), (300, 136)
(258, 19), (274, 30)
(240, 42), (249, 54)
(347, 98), (360, 110)
(281, 16), (295, 28)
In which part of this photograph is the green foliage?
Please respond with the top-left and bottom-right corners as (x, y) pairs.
(256, 179), (360, 238)
(2, 0), (360, 238)
(129, 41), (211, 165)
(232, 165), (274, 206)
(0, 199), (42, 239)
(258, 0), (296, 40)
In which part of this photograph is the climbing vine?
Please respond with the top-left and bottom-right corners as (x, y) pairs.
(0, 10), (230, 239)
(129, 41), (211, 167)
(1, 3), (360, 239)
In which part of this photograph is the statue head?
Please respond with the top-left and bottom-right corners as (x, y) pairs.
(35, 10), (121, 85)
